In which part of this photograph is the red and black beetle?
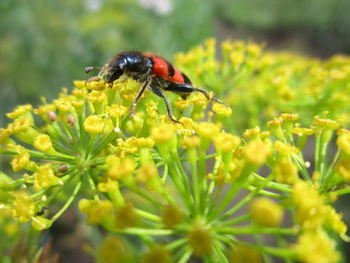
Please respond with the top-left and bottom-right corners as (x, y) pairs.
(85, 51), (214, 123)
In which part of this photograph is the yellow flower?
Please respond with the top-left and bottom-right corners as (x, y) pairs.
(174, 97), (191, 110)
(106, 155), (135, 179)
(274, 157), (298, 184)
(54, 98), (72, 112)
(134, 137), (155, 148)
(229, 243), (263, 263)
(12, 192), (35, 222)
(115, 203), (138, 228)
(214, 132), (240, 152)
(249, 197), (283, 227)
(336, 159), (350, 181)
(0, 128), (11, 144)
(34, 134), (55, 153)
(194, 122), (220, 140)
(97, 176), (119, 193)
(106, 104), (128, 118)
(86, 80), (106, 91)
(7, 104), (33, 119)
(79, 199), (113, 224)
(84, 115), (105, 134)
(292, 127), (314, 136)
(337, 132), (350, 155)
(143, 246), (171, 263)
(187, 222), (213, 256)
(11, 146), (30, 172)
(97, 237), (130, 263)
(295, 230), (339, 263)
(137, 164), (158, 182)
(88, 90), (106, 103)
(151, 124), (175, 143)
(7, 117), (32, 134)
(33, 164), (61, 190)
(181, 136), (200, 148)
(242, 140), (272, 166)
(274, 141), (298, 156)
(162, 205), (183, 227)
(212, 102), (232, 116)
(73, 80), (86, 89)
(243, 126), (261, 139)
(313, 116), (340, 130)
(280, 113), (299, 121)
(34, 104), (56, 116)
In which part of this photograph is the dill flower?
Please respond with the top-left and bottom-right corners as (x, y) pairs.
(187, 222), (213, 256)
(84, 115), (105, 134)
(79, 199), (113, 224)
(274, 157), (299, 184)
(115, 203), (138, 229)
(294, 230), (339, 263)
(143, 246), (172, 263)
(6, 104), (33, 119)
(337, 132), (350, 155)
(97, 237), (131, 263)
(11, 146), (30, 172)
(106, 156), (135, 179)
(34, 134), (55, 153)
(11, 192), (35, 223)
(33, 164), (62, 190)
(242, 140), (272, 166)
(250, 197), (283, 227)
(162, 205), (183, 227)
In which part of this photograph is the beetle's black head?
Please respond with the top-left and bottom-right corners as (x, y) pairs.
(85, 52), (152, 84)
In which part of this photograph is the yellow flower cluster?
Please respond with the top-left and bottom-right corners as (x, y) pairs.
(1, 39), (350, 263)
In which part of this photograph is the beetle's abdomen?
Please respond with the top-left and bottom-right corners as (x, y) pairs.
(145, 54), (191, 85)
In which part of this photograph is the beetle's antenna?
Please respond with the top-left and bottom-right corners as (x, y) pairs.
(84, 66), (104, 73)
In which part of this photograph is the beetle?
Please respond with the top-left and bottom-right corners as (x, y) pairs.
(85, 51), (216, 123)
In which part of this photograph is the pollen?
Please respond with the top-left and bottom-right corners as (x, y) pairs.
(212, 102), (232, 116)
(194, 122), (220, 140)
(34, 134), (54, 153)
(12, 192), (35, 223)
(295, 231), (339, 263)
(106, 155), (135, 179)
(115, 203), (138, 228)
(274, 157), (299, 184)
(7, 117), (32, 134)
(7, 104), (33, 119)
(337, 132), (350, 155)
(187, 222), (213, 256)
(336, 159), (350, 181)
(242, 140), (272, 166)
(151, 125), (175, 143)
(84, 115), (105, 134)
(79, 199), (113, 224)
(33, 164), (60, 190)
(11, 146), (30, 172)
(250, 197), (283, 227)
(214, 132), (240, 152)
(106, 104), (128, 118)
(162, 205), (183, 227)
(181, 136), (200, 148)
(88, 90), (107, 103)
(137, 164), (158, 182)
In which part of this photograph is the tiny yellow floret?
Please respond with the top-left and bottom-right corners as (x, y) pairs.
(250, 197), (283, 227)
(84, 115), (105, 134)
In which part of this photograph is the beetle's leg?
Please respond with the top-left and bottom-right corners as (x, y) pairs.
(85, 76), (102, 86)
(130, 77), (151, 117)
(149, 84), (181, 124)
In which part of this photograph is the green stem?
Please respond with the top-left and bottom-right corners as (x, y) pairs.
(51, 180), (82, 222)
(221, 214), (251, 226)
(216, 226), (295, 235)
(134, 209), (161, 222)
